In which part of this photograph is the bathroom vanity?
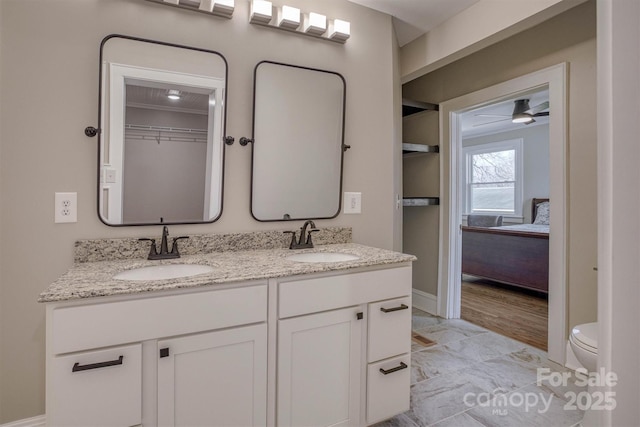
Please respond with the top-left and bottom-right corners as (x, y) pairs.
(40, 236), (414, 427)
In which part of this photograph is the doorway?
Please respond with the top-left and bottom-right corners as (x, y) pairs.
(436, 64), (568, 364)
(458, 87), (550, 351)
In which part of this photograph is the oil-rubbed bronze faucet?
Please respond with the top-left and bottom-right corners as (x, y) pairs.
(139, 226), (189, 260)
(284, 220), (319, 249)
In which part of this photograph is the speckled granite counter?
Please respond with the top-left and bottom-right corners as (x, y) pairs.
(39, 243), (416, 303)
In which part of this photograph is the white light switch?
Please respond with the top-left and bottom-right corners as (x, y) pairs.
(344, 192), (361, 214)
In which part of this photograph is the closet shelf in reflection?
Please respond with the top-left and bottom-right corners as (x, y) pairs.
(125, 124), (207, 134)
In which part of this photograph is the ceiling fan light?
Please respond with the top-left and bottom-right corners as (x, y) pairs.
(167, 89), (181, 100)
(512, 114), (533, 124)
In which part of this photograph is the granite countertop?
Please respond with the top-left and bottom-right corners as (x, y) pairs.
(38, 243), (416, 303)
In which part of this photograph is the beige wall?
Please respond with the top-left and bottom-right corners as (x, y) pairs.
(0, 0), (397, 422)
(597, 0), (640, 423)
(403, 0), (597, 326)
(400, 0), (587, 82)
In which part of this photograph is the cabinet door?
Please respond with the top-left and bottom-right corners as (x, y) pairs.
(277, 307), (363, 427)
(157, 323), (267, 427)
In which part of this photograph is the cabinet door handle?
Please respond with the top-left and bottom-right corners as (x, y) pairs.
(72, 355), (124, 372)
(379, 362), (408, 375)
(356, 312), (364, 320)
(380, 304), (409, 313)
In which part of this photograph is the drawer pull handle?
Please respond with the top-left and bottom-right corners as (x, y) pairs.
(72, 355), (124, 372)
(380, 304), (409, 313)
(380, 362), (408, 375)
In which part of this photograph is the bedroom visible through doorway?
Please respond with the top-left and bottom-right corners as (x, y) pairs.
(458, 88), (550, 351)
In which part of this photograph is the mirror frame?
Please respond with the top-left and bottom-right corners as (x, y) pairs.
(249, 60), (347, 222)
(96, 34), (229, 227)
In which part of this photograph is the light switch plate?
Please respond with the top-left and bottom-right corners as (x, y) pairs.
(344, 192), (361, 214)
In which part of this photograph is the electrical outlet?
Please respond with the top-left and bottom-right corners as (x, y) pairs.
(55, 192), (77, 223)
(344, 192), (362, 214)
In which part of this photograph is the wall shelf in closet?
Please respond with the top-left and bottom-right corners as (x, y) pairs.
(403, 197), (440, 206)
(402, 143), (439, 157)
(402, 98), (439, 117)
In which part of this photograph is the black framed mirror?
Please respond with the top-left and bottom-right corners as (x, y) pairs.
(250, 61), (347, 221)
(96, 35), (228, 226)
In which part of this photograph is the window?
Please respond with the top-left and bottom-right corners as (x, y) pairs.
(463, 139), (523, 217)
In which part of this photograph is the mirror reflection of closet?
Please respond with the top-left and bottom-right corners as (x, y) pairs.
(98, 35), (228, 226)
(250, 61), (346, 221)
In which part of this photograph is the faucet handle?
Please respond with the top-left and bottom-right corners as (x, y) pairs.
(139, 238), (158, 258)
(306, 228), (320, 245)
(283, 230), (297, 249)
(170, 236), (189, 256)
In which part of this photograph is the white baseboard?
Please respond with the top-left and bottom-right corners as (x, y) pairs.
(564, 340), (582, 371)
(0, 415), (45, 427)
(412, 289), (437, 315)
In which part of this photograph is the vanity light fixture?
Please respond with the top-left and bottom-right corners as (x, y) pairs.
(199, 0), (234, 16)
(144, 0), (234, 19)
(250, 0), (273, 24)
(249, 3), (349, 43)
(277, 5), (300, 30)
(303, 12), (327, 36)
(329, 19), (350, 42)
(167, 89), (182, 100)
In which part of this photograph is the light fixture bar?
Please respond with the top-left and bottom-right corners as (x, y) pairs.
(249, 4), (349, 44)
(144, 0), (234, 19)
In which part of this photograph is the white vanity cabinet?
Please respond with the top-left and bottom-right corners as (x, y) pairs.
(276, 265), (412, 426)
(45, 260), (413, 427)
(45, 282), (268, 427)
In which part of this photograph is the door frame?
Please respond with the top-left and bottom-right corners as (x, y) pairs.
(436, 63), (568, 364)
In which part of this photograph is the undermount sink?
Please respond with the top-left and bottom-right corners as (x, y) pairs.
(286, 252), (360, 263)
(113, 264), (214, 281)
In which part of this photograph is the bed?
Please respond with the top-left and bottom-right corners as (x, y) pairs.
(461, 198), (549, 293)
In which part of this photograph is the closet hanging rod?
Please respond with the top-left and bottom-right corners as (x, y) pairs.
(125, 124), (208, 134)
(126, 135), (207, 143)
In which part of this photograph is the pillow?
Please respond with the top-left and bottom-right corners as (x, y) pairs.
(533, 201), (550, 225)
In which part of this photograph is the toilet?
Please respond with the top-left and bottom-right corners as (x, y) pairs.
(569, 322), (599, 426)
(569, 322), (598, 371)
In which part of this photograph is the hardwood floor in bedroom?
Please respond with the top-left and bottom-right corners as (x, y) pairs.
(461, 276), (548, 351)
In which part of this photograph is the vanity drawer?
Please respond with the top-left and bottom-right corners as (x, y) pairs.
(48, 343), (142, 427)
(278, 266), (411, 319)
(366, 354), (410, 425)
(367, 297), (411, 362)
(52, 283), (267, 354)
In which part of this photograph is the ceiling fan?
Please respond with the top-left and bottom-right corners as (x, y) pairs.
(474, 99), (549, 127)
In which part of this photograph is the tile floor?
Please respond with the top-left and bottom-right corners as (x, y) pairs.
(375, 308), (586, 427)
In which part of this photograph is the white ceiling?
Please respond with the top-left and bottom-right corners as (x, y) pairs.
(460, 88), (550, 138)
(348, 0), (480, 46)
